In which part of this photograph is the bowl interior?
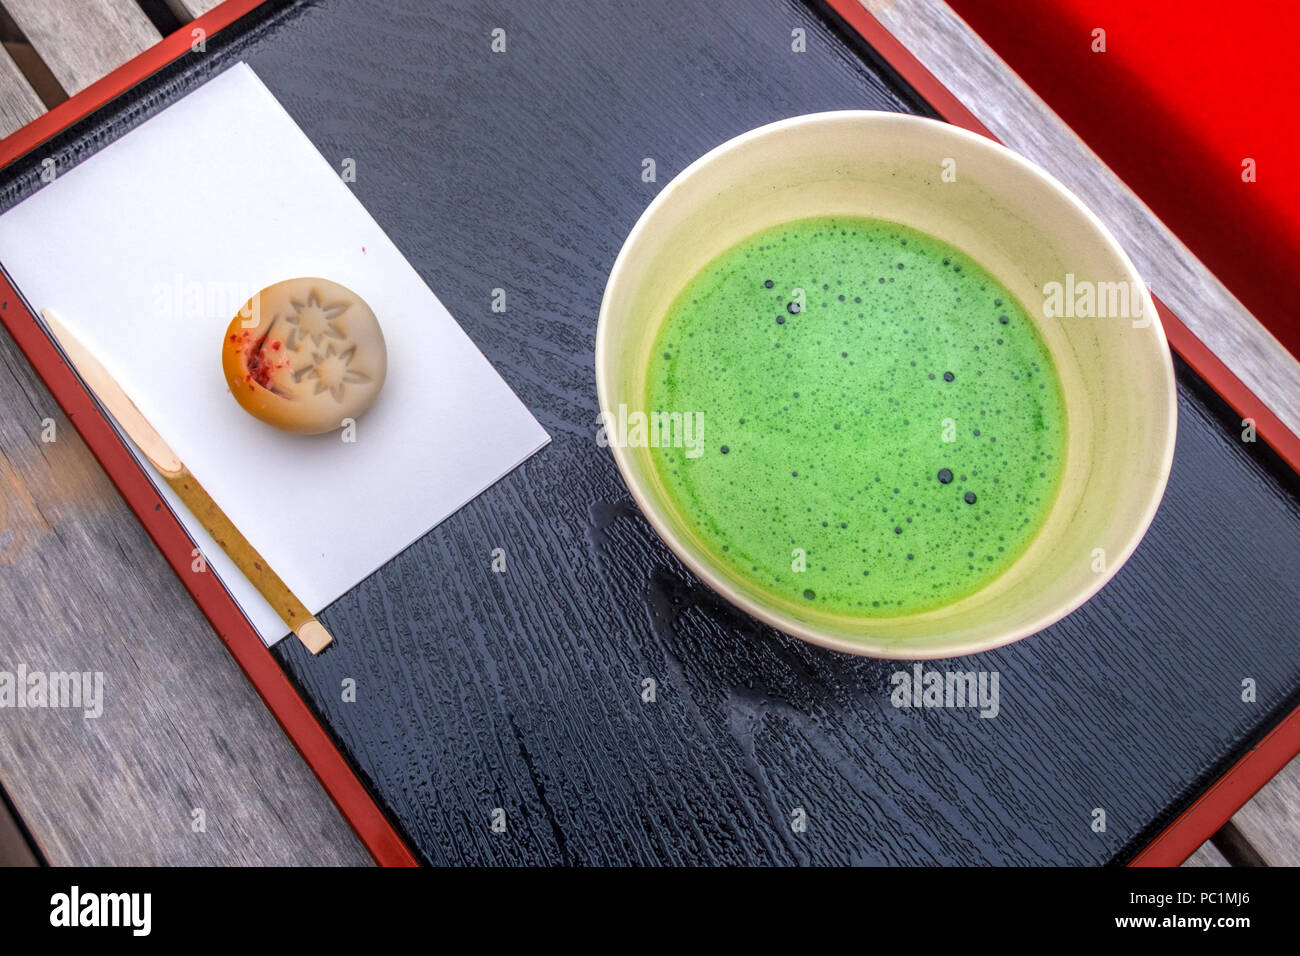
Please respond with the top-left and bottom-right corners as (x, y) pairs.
(596, 111), (1176, 657)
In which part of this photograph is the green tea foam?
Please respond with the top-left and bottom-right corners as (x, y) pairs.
(644, 216), (1066, 617)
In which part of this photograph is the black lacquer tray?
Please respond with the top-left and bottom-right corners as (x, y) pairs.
(2, 0), (1297, 865)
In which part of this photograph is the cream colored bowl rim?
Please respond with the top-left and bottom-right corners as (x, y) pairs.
(595, 110), (1177, 659)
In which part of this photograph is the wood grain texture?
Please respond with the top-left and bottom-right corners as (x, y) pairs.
(1182, 840), (1230, 868)
(1, 0), (160, 95)
(0, 0), (1296, 866)
(0, 789), (38, 865)
(0, 44), (44, 138)
(1228, 755), (1300, 866)
(0, 306), (368, 864)
(166, 0), (223, 22)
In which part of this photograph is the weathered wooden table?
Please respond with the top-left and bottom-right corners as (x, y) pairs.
(0, 0), (1296, 866)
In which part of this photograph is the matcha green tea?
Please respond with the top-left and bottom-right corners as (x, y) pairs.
(644, 216), (1066, 616)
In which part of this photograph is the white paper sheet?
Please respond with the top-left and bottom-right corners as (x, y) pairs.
(0, 63), (550, 646)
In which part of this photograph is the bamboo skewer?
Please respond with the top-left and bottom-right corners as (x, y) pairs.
(41, 307), (332, 654)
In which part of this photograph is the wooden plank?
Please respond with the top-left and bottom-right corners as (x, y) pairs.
(1182, 840), (1231, 867)
(0, 790), (38, 865)
(0, 44), (44, 138)
(0, 324), (370, 865)
(1, 0), (160, 95)
(1228, 755), (1300, 866)
(166, 0), (223, 21)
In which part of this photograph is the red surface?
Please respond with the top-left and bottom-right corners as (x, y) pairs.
(825, 0), (1300, 867)
(946, 0), (1300, 363)
(0, 0), (418, 868)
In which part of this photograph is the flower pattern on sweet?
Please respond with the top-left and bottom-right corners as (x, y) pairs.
(299, 343), (371, 403)
(284, 289), (349, 349)
(267, 289), (372, 403)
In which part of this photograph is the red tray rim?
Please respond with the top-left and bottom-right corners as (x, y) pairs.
(0, 0), (1295, 868)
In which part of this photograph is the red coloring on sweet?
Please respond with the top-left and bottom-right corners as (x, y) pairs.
(244, 339), (280, 389)
(230, 323), (291, 393)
